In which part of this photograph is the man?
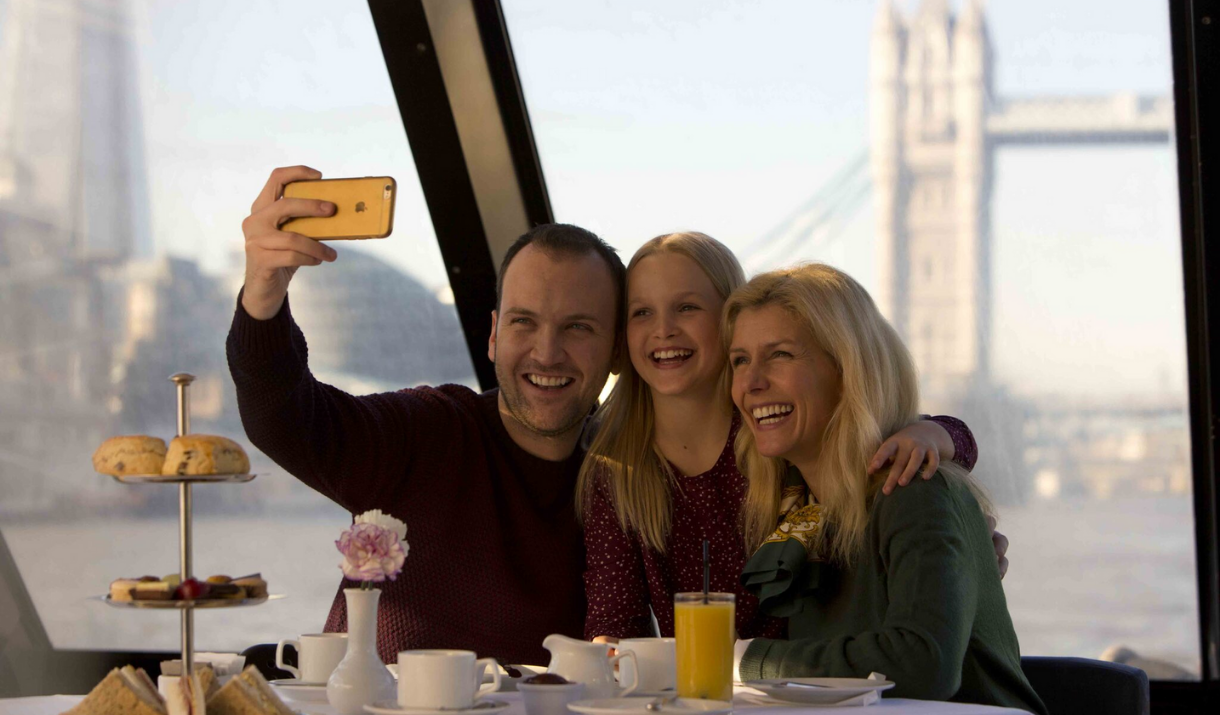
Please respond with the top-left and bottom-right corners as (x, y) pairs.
(228, 166), (985, 665)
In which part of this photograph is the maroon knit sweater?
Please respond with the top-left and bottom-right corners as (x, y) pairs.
(583, 415), (977, 642)
(226, 295), (586, 665)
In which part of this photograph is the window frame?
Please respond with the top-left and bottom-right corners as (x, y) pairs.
(2, 2), (1218, 711)
(1160, 0), (1220, 709)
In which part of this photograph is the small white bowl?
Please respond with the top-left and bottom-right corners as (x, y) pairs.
(518, 681), (586, 715)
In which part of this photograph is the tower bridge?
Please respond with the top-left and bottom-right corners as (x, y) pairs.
(748, 0), (1173, 409)
(871, 0), (1173, 403)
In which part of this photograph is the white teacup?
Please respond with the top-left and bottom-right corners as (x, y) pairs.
(275, 633), (348, 684)
(398, 650), (501, 710)
(617, 638), (676, 694)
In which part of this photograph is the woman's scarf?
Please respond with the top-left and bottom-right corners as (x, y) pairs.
(739, 465), (827, 617)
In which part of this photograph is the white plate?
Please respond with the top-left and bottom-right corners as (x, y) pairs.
(364, 699), (510, 715)
(568, 697), (733, 715)
(744, 678), (895, 705)
(268, 678), (328, 703)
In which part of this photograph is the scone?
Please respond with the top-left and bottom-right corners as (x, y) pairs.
(161, 435), (250, 476)
(93, 436), (167, 476)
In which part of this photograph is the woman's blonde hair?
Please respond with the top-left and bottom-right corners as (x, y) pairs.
(576, 232), (746, 553)
(724, 263), (993, 564)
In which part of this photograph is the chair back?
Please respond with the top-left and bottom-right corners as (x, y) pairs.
(240, 643), (297, 681)
(1021, 656), (1149, 715)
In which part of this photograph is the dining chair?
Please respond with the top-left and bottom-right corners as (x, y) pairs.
(240, 643), (296, 681)
(1020, 656), (1149, 715)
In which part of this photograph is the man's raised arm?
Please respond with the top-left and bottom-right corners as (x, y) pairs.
(226, 166), (439, 513)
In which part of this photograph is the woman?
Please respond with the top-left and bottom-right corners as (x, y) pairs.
(578, 233), (979, 642)
(726, 263), (1045, 713)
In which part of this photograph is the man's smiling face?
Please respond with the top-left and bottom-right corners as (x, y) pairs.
(488, 243), (618, 441)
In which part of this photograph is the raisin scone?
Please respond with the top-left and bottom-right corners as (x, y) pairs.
(162, 435), (250, 476)
(93, 436), (168, 476)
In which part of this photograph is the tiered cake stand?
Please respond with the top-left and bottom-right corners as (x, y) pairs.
(99, 372), (276, 676)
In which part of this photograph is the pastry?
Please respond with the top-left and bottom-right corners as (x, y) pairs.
(132, 581), (173, 601)
(162, 435), (250, 476)
(209, 583), (247, 600)
(232, 574), (267, 599)
(63, 665), (166, 715)
(109, 579), (140, 602)
(92, 436), (167, 477)
(206, 665), (295, 715)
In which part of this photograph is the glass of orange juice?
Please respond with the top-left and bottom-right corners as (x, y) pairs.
(674, 592), (735, 700)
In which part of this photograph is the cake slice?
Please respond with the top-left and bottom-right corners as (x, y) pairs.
(206, 665), (296, 715)
(62, 665), (166, 715)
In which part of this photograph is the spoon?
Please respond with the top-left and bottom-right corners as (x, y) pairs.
(645, 693), (679, 711)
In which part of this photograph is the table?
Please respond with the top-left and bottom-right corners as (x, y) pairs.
(0, 690), (1032, 715)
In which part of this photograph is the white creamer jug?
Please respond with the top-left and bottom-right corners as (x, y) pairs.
(542, 634), (639, 699)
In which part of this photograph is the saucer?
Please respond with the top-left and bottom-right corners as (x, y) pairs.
(744, 677), (895, 705)
(568, 697), (732, 715)
(268, 678), (327, 703)
(364, 699), (510, 715)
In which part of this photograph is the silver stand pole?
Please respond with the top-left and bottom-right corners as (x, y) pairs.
(171, 372), (196, 678)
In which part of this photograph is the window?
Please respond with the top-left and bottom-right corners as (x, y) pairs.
(503, 0), (1199, 676)
(0, 0), (475, 652)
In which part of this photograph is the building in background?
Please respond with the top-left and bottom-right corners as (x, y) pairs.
(0, 0), (471, 518)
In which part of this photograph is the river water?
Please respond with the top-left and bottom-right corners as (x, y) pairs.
(2, 494), (1201, 676)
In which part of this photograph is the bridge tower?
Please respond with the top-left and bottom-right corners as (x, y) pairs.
(871, 0), (993, 404)
(871, 0), (1171, 407)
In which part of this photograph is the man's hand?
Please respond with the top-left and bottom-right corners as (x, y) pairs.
(241, 165), (339, 320)
(868, 420), (955, 495)
(592, 635), (619, 657)
(988, 515), (1009, 579)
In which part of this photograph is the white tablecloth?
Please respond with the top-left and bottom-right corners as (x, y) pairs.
(0, 690), (1031, 715)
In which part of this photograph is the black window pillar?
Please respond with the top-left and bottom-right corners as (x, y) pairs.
(367, 0), (552, 391)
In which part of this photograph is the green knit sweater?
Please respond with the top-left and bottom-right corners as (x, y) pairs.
(739, 473), (1047, 714)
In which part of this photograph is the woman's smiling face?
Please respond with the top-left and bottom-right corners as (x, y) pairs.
(730, 304), (842, 468)
(626, 252), (727, 398)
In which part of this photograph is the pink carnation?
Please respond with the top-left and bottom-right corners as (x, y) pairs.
(336, 522), (407, 583)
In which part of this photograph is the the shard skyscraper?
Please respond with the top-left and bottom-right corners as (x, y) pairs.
(0, 0), (151, 404)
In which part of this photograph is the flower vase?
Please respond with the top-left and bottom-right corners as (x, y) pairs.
(327, 588), (396, 714)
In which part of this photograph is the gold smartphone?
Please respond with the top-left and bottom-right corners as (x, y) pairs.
(281, 177), (396, 240)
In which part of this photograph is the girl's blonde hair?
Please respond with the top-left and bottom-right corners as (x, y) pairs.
(723, 263), (993, 564)
(576, 232), (746, 553)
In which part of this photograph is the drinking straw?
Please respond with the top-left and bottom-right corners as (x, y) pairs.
(702, 539), (710, 604)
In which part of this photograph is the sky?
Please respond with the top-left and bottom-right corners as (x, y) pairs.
(128, 0), (1185, 402)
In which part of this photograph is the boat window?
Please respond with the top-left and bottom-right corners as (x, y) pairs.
(503, 0), (1199, 678)
(0, 0), (475, 652)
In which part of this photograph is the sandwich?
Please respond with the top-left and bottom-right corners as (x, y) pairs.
(163, 672), (205, 715)
(206, 665), (296, 715)
(62, 665), (166, 715)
